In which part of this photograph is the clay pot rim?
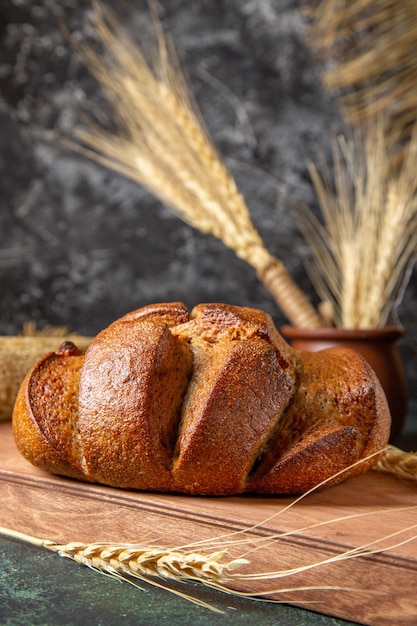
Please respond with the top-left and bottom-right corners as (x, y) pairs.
(280, 325), (405, 342)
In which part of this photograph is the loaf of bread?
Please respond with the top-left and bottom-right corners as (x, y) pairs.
(12, 302), (391, 495)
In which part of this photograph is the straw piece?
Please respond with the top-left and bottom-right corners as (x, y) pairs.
(0, 335), (91, 421)
(376, 446), (417, 481)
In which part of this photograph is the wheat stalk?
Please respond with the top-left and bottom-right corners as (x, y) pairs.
(307, 0), (417, 151)
(296, 117), (417, 328)
(0, 525), (387, 612)
(64, 1), (322, 329)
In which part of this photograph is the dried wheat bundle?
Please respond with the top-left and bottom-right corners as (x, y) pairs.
(66, 2), (321, 329)
(307, 0), (417, 149)
(0, 331), (91, 421)
(296, 117), (417, 328)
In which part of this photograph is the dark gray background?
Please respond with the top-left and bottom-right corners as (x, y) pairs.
(1, 0), (416, 437)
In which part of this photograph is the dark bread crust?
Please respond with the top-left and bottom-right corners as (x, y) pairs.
(170, 302), (298, 493)
(78, 315), (193, 489)
(172, 337), (296, 494)
(247, 348), (390, 493)
(13, 350), (86, 481)
(12, 303), (391, 495)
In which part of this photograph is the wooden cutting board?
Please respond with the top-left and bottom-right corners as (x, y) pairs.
(1, 420), (416, 626)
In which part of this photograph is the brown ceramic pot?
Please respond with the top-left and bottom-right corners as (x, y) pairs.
(281, 325), (408, 442)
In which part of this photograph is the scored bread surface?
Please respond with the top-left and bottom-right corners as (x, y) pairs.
(12, 302), (391, 495)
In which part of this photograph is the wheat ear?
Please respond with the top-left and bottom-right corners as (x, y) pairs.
(307, 0), (417, 150)
(296, 117), (417, 328)
(65, 2), (321, 329)
(376, 446), (417, 480)
(0, 527), (247, 584)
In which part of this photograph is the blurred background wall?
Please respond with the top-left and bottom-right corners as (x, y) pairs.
(0, 0), (416, 439)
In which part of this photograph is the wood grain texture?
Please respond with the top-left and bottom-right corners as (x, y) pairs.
(1, 421), (416, 625)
